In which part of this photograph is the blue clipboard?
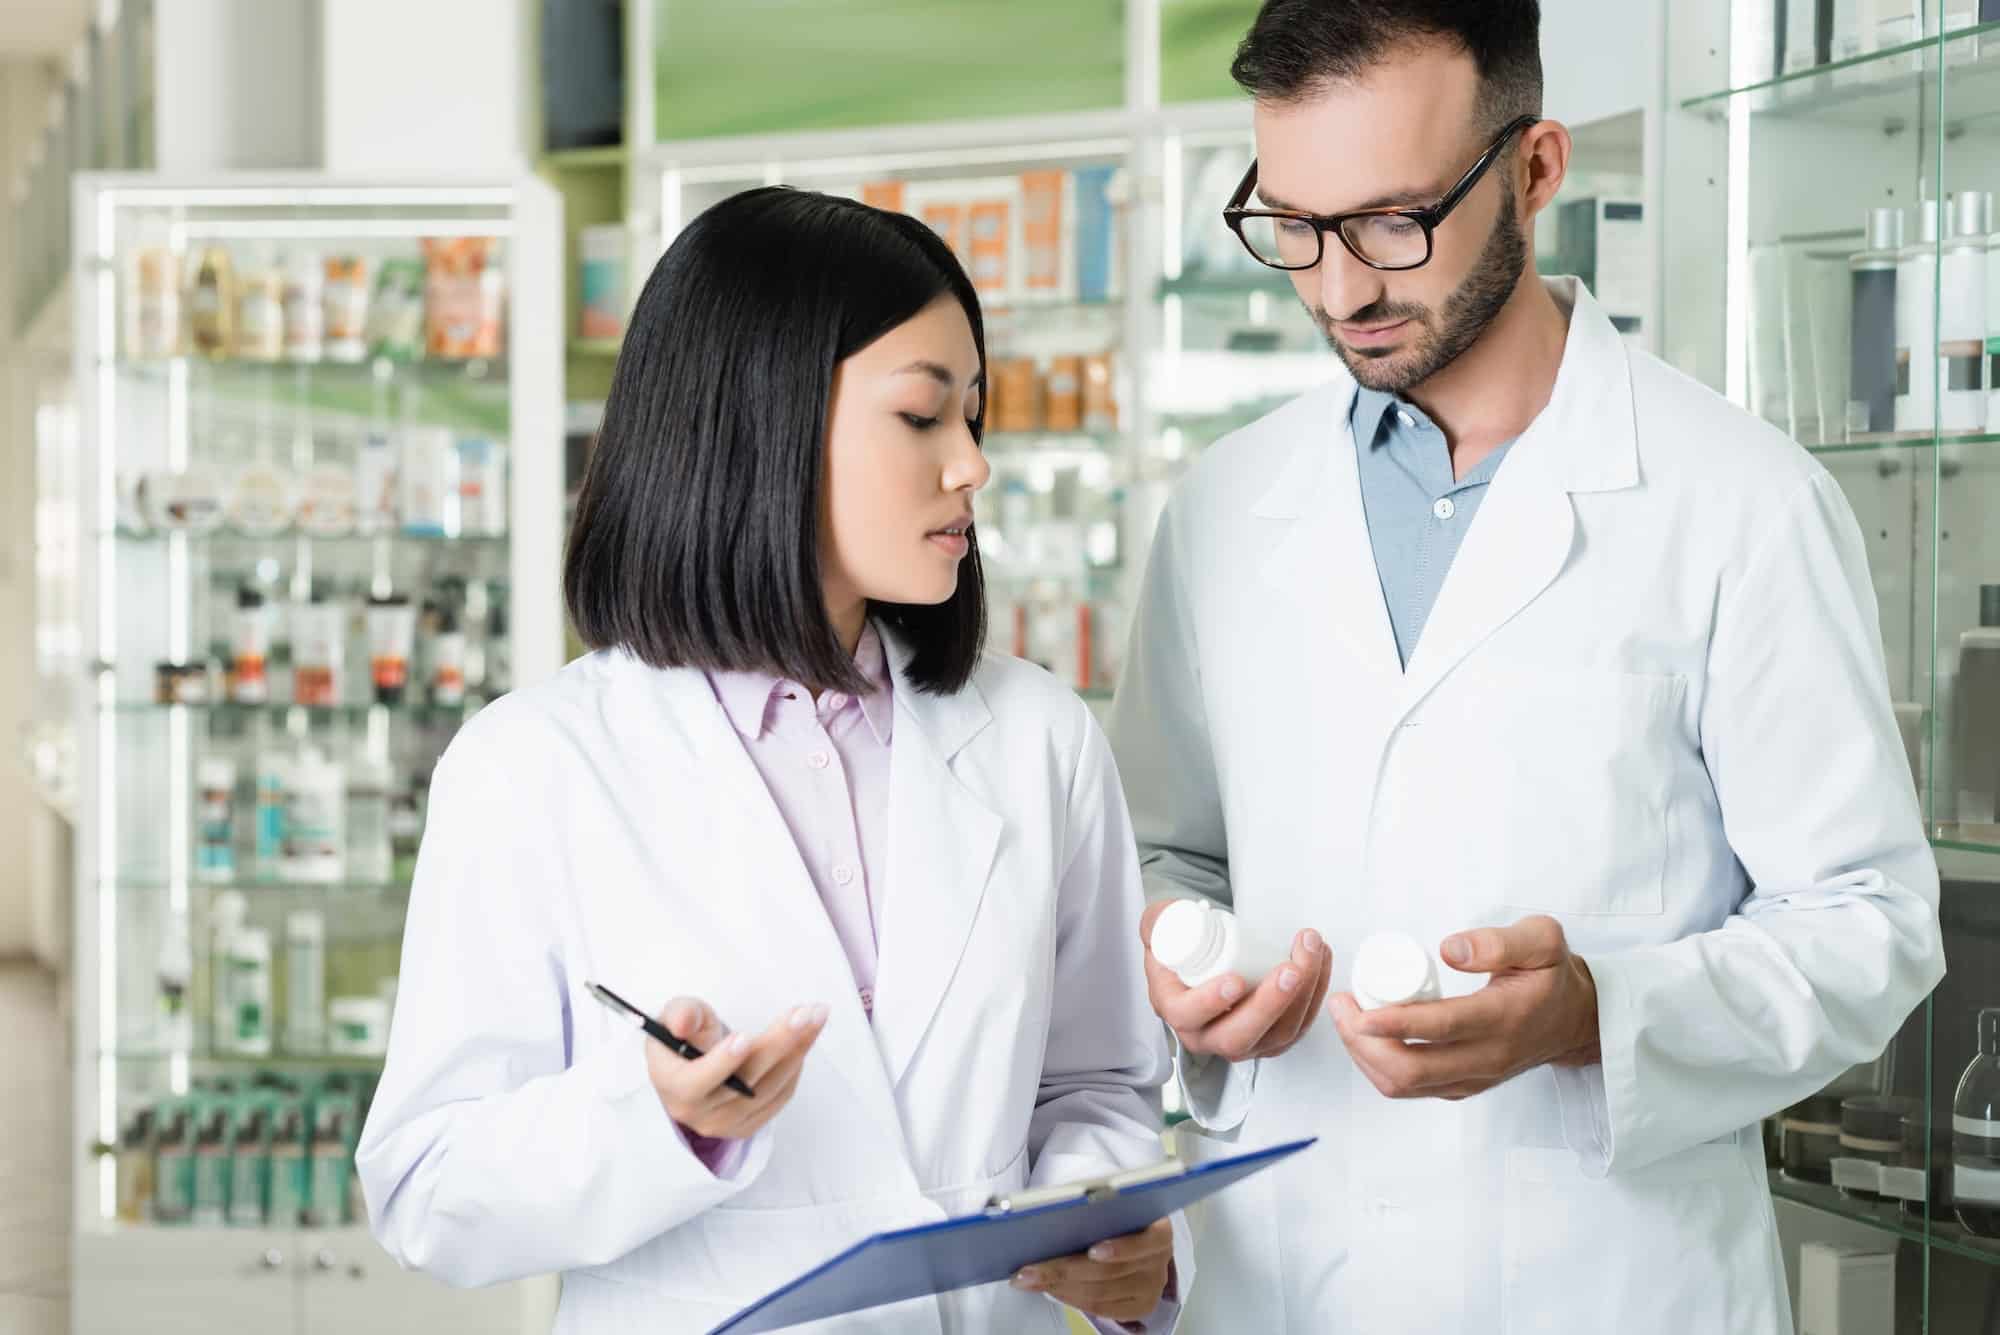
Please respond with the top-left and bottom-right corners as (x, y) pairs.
(707, 1137), (1315, 1334)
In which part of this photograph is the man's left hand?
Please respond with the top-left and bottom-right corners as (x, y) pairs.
(1327, 915), (1601, 1101)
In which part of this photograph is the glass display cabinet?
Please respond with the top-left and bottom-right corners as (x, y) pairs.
(1663, 5), (2000, 1328)
(67, 173), (564, 1335)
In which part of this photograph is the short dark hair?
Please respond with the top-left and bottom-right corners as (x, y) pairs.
(564, 186), (987, 696)
(1231, 0), (1543, 132)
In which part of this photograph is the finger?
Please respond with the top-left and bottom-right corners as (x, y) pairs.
(664, 1028), (755, 1103)
(1289, 928), (1324, 971)
(737, 1005), (830, 1085)
(1040, 1273), (1162, 1313)
(1157, 971), (1251, 1040)
(1441, 915), (1567, 975)
(1084, 1218), (1175, 1266)
(1267, 945), (1334, 1053)
(1351, 989), (1509, 1045)
(658, 997), (725, 1050)
(695, 1019), (821, 1122)
(1193, 969), (1290, 1058)
(1327, 993), (1450, 1098)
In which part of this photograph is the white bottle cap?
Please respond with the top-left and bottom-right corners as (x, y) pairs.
(285, 911), (324, 944)
(211, 889), (248, 928)
(198, 757), (237, 789)
(1150, 899), (1226, 982)
(1352, 931), (1438, 1010)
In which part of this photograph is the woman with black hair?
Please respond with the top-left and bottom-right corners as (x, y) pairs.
(356, 187), (1187, 1334)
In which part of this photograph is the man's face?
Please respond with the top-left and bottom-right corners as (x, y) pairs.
(1250, 40), (1529, 395)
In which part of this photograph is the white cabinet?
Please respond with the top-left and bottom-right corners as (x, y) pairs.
(76, 1227), (544, 1335)
(298, 1230), (529, 1335)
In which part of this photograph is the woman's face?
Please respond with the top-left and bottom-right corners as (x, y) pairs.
(820, 295), (989, 619)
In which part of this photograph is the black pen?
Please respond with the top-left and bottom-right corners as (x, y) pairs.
(585, 980), (758, 1098)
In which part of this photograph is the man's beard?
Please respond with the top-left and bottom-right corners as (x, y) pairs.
(1316, 187), (1528, 395)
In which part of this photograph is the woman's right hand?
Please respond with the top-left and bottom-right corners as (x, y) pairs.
(647, 997), (829, 1140)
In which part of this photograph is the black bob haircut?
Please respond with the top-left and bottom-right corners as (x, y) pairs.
(1231, 0), (1543, 133)
(564, 186), (988, 697)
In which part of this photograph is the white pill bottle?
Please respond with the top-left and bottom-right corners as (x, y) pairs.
(1150, 898), (1283, 988)
(1351, 931), (1442, 1011)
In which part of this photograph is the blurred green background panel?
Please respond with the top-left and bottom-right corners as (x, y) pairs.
(1161, 0), (1258, 104)
(652, 0), (1126, 141)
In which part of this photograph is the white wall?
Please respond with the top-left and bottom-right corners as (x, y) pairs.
(1539, 0), (1666, 127)
(0, 59), (65, 963)
(154, 0), (322, 171)
(321, 0), (530, 175)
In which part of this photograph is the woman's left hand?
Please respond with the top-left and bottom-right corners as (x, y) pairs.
(1011, 1217), (1173, 1325)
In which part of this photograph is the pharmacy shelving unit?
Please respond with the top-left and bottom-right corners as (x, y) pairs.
(1662, 6), (2000, 1327)
(638, 108), (1334, 706)
(67, 174), (564, 1335)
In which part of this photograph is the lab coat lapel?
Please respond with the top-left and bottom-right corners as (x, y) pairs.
(1254, 378), (1405, 685)
(870, 631), (1002, 1089)
(1394, 279), (1639, 715)
(634, 663), (888, 1037)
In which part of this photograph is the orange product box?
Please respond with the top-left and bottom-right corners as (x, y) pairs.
(1019, 169), (1066, 295)
(1044, 356), (1084, 432)
(861, 180), (907, 213)
(967, 198), (1013, 298)
(1083, 351), (1118, 431)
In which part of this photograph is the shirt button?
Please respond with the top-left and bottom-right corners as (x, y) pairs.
(832, 865), (855, 886)
(1433, 497), (1457, 521)
(1397, 410), (1415, 429)
(824, 693), (847, 711)
(807, 751), (831, 769)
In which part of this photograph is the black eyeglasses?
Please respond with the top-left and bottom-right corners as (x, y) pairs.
(1223, 115), (1540, 273)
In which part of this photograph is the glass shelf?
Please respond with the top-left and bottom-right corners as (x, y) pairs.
(111, 355), (507, 384)
(110, 700), (479, 724)
(103, 1045), (385, 1071)
(1682, 22), (2000, 118)
(109, 527), (508, 548)
(104, 878), (411, 897)
(1809, 432), (2000, 457)
(1157, 271), (1296, 300)
(1772, 1171), (2000, 1272)
(1931, 827), (2000, 856)
(541, 145), (628, 171)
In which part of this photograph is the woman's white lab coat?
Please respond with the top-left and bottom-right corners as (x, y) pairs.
(356, 637), (1190, 1333)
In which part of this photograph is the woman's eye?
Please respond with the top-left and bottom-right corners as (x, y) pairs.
(901, 413), (940, 431)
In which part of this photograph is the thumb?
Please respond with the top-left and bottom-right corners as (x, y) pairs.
(1441, 916), (1568, 974)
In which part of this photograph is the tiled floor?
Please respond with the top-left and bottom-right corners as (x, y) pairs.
(0, 963), (68, 1335)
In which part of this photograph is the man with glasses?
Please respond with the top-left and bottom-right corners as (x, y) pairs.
(1108, 2), (1943, 1330)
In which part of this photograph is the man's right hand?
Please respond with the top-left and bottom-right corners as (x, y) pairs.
(1139, 901), (1332, 1062)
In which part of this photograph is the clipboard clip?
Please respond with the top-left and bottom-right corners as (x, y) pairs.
(983, 1158), (1187, 1215)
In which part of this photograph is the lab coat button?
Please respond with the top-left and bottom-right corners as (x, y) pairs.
(833, 865), (855, 886)
(824, 693), (848, 711)
(808, 751), (831, 769)
(1433, 497), (1456, 521)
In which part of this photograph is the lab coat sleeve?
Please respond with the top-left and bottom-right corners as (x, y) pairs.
(355, 732), (773, 1287)
(1105, 498), (1257, 1133)
(1571, 470), (1945, 1175)
(1031, 709), (1194, 1334)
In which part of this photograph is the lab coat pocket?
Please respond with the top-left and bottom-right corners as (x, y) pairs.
(1446, 667), (1683, 917)
(1500, 1142), (1761, 1335)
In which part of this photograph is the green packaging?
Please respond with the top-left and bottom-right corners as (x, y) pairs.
(151, 1105), (195, 1225)
(191, 1102), (234, 1226)
(268, 1103), (311, 1228)
(227, 1102), (273, 1227)
(366, 258), (426, 362)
